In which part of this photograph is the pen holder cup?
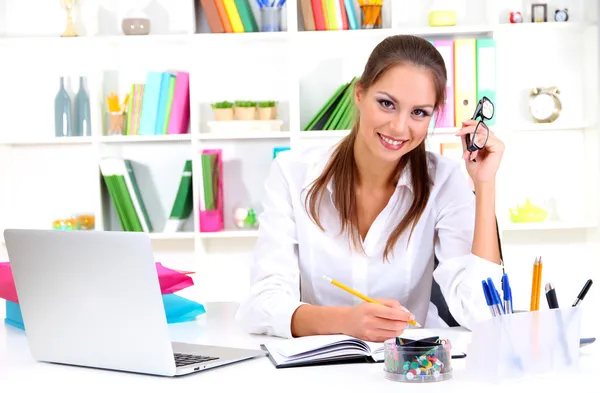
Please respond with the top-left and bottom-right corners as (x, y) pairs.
(383, 338), (453, 382)
(466, 307), (583, 381)
(107, 112), (127, 135)
(260, 7), (282, 32)
(199, 209), (224, 232)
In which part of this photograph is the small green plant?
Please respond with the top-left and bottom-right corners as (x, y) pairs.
(211, 101), (234, 109)
(257, 101), (277, 108)
(234, 100), (257, 108)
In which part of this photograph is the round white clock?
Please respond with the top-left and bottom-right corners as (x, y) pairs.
(529, 87), (562, 123)
(555, 9), (569, 22)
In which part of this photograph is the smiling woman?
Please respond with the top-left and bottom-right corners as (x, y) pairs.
(235, 34), (505, 344)
(305, 35), (447, 259)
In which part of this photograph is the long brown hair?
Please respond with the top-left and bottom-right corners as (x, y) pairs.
(304, 35), (448, 261)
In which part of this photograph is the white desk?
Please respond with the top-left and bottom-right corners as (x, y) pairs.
(0, 302), (597, 392)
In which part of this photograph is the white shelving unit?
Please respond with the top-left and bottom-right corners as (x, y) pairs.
(0, 0), (598, 306)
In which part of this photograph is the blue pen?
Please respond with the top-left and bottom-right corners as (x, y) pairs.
(486, 277), (504, 315)
(277, 0), (286, 7)
(482, 280), (496, 317)
(502, 273), (513, 314)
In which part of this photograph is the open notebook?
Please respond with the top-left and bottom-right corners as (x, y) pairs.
(261, 330), (468, 368)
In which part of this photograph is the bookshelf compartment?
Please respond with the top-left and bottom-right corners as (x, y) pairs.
(390, 0), (495, 30)
(493, 26), (587, 128)
(197, 139), (286, 234)
(100, 45), (192, 138)
(297, 0), (392, 32)
(496, 0), (590, 25)
(0, 0), (196, 38)
(195, 43), (292, 133)
(194, 0), (288, 34)
(496, 130), (591, 228)
(1, 145), (98, 232)
(99, 143), (195, 236)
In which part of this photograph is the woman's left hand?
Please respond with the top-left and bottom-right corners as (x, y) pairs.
(455, 120), (505, 185)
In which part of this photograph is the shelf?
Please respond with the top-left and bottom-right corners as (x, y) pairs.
(501, 221), (597, 231)
(197, 230), (259, 239)
(0, 136), (94, 146)
(0, 25), (495, 49)
(99, 134), (192, 143)
(496, 123), (590, 132)
(297, 25), (493, 41)
(0, 31), (291, 47)
(149, 232), (195, 240)
(198, 131), (291, 140)
(494, 22), (590, 33)
(298, 130), (351, 138)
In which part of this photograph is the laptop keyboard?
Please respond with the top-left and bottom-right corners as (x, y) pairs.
(174, 352), (219, 367)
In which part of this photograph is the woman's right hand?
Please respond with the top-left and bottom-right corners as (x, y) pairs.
(341, 299), (414, 342)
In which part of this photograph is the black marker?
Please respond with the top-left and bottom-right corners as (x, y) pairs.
(545, 282), (559, 309)
(572, 279), (593, 307)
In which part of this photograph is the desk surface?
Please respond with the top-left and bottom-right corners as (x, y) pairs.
(0, 302), (597, 392)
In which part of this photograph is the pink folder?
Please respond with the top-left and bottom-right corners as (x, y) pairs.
(433, 40), (455, 128)
(167, 71), (190, 135)
(199, 149), (224, 232)
(0, 261), (194, 303)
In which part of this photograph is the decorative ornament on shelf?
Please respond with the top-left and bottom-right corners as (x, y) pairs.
(233, 206), (258, 229)
(75, 76), (91, 136)
(59, 0), (78, 37)
(55, 76), (73, 137)
(509, 11), (523, 23)
(529, 87), (561, 123)
(122, 8), (151, 35)
(211, 101), (234, 121)
(531, 3), (547, 23)
(428, 10), (457, 27)
(509, 198), (548, 224)
(554, 9), (568, 22)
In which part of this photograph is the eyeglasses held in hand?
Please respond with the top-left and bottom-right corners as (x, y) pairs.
(465, 96), (494, 153)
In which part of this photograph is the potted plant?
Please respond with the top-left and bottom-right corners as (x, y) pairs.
(234, 100), (256, 120)
(211, 101), (234, 121)
(257, 101), (277, 120)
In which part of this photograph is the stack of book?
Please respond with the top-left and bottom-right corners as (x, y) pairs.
(125, 71), (190, 136)
(299, 0), (373, 30)
(303, 77), (357, 131)
(199, 0), (259, 33)
(99, 158), (193, 233)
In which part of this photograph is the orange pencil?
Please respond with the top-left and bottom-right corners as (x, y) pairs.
(323, 275), (421, 327)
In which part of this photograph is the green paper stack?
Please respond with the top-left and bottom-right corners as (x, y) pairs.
(303, 77), (358, 131)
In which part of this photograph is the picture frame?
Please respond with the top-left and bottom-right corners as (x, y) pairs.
(531, 3), (547, 23)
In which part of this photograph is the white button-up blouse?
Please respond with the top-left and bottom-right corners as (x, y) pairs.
(235, 145), (503, 339)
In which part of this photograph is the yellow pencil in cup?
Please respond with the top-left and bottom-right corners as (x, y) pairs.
(322, 275), (421, 327)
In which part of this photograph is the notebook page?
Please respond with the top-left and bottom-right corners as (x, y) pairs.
(268, 334), (368, 357)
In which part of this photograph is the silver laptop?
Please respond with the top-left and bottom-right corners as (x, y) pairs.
(3, 229), (265, 376)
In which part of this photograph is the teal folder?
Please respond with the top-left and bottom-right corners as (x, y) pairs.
(476, 38), (497, 125)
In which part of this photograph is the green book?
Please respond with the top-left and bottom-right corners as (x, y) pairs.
(122, 159), (153, 233)
(303, 82), (349, 131)
(162, 75), (177, 134)
(234, 0), (259, 32)
(99, 159), (143, 232)
(112, 173), (144, 232)
(125, 84), (135, 136)
(201, 154), (218, 211)
(102, 173), (129, 230)
(164, 160), (193, 232)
